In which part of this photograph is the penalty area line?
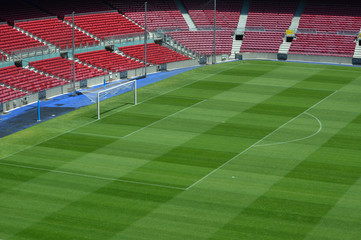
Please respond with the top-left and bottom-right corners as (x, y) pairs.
(122, 99), (207, 139)
(0, 162), (186, 191)
(186, 91), (338, 190)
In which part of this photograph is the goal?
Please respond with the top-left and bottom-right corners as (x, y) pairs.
(83, 80), (137, 119)
(97, 80), (137, 119)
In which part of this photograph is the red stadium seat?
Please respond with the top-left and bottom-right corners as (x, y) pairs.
(16, 18), (99, 50)
(168, 31), (233, 55)
(119, 43), (191, 65)
(75, 50), (144, 72)
(183, 0), (243, 30)
(0, 66), (67, 96)
(64, 12), (144, 41)
(29, 57), (104, 81)
(108, 0), (189, 31)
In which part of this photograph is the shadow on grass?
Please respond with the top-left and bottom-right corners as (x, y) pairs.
(91, 103), (133, 119)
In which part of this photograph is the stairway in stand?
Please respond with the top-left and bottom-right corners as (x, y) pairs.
(278, 0), (306, 55)
(174, 0), (197, 31)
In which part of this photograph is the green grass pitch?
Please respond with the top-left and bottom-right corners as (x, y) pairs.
(1, 60), (361, 240)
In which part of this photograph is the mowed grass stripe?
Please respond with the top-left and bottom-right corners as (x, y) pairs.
(207, 74), (361, 240)
(1, 63), (287, 191)
(0, 61), (360, 240)
(0, 61), (290, 238)
(118, 67), (361, 240)
(113, 67), (322, 188)
(209, 113), (361, 240)
(0, 63), (246, 238)
(4, 62), (264, 240)
(0, 63), (243, 190)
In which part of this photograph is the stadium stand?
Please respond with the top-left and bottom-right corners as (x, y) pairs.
(237, 0), (299, 54)
(75, 50), (144, 72)
(168, 31), (233, 55)
(290, 0), (361, 57)
(16, 18), (99, 49)
(245, 0), (298, 31)
(0, 24), (46, 55)
(0, 66), (67, 93)
(0, 0), (49, 23)
(64, 12), (144, 40)
(107, 0), (188, 31)
(31, 0), (112, 18)
(0, 85), (26, 103)
(289, 34), (357, 57)
(298, 0), (361, 33)
(240, 31), (284, 53)
(29, 57), (104, 81)
(118, 43), (191, 65)
(182, 0), (243, 29)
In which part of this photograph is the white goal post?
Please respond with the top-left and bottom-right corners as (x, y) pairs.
(96, 80), (137, 119)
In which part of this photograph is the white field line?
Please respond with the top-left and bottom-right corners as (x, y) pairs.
(186, 91), (338, 190)
(0, 62), (240, 162)
(255, 112), (322, 147)
(122, 100), (207, 139)
(0, 162), (186, 191)
(72, 99), (207, 140)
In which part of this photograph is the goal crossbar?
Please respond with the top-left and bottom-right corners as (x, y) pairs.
(97, 80), (137, 119)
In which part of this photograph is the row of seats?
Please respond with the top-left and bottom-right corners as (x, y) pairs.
(118, 43), (191, 65)
(0, 66), (67, 93)
(299, 0), (361, 33)
(246, 0), (298, 31)
(30, 57), (104, 81)
(0, 85), (26, 103)
(108, 0), (189, 31)
(240, 31), (284, 53)
(289, 33), (357, 57)
(16, 18), (99, 50)
(75, 50), (144, 72)
(0, 24), (45, 55)
(169, 31), (233, 55)
(183, 0), (243, 30)
(64, 12), (144, 40)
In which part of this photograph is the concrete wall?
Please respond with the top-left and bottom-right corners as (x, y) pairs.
(287, 54), (352, 65)
(166, 59), (199, 70)
(239, 52), (353, 65)
(241, 52), (278, 60)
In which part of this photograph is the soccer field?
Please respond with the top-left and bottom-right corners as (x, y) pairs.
(1, 60), (361, 240)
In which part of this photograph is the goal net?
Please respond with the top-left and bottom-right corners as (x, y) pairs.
(83, 80), (137, 119)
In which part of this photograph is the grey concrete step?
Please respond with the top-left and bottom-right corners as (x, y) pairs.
(237, 0), (251, 32)
(174, 0), (197, 30)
